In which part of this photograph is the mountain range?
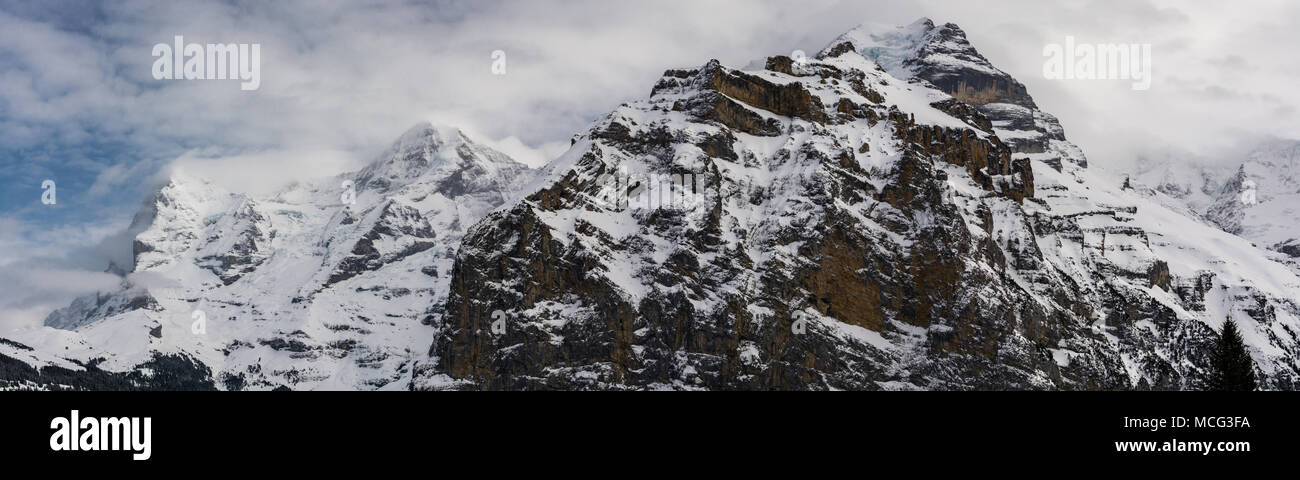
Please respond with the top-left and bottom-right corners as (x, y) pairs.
(4, 18), (1299, 390)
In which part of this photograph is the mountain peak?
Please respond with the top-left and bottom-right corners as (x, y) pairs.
(822, 17), (1082, 169)
(395, 120), (439, 144)
(822, 18), (937, 74)
(393, 121), (468, 149)
(354, 122), (466, 193)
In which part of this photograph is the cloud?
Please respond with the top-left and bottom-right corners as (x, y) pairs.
(0, 215), (125, 333)
(947, 0), (1300, 166)
(166, 147), (366, 197)
(480, 135), (571, 170)
(2, 0), (1292, 175)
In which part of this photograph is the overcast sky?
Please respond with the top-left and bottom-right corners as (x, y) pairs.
(2, 0), (1299, 331)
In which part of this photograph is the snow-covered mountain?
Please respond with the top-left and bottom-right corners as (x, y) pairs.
(5, 19), (1300, 391)
(1206, 140), (1300, 256)
(420, 19), (1300, 390)
(1129, 139), (1300, 275)
(2, 123), (534, 390)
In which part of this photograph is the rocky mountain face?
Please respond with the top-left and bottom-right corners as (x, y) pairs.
(6, 19), (1300, 391)
(418, 19), (1300, 390)
(832, 18), (1086, 171)
(2, 123), (533, 391)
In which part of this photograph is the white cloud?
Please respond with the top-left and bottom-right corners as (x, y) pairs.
(0, 216), (124, 333)
(5, 0), (1295, 172)
(166, 147), (366, 197)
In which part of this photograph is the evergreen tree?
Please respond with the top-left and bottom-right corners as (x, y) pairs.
(1207, 318), (1258, 391)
